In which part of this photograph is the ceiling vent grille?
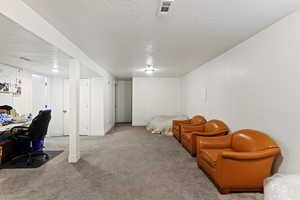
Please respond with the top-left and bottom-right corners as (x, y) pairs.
(158, 0), (174, 16)
(19, 56), (32, 62)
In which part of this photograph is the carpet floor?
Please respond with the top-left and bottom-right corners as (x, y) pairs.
(0, 125), (264, 200)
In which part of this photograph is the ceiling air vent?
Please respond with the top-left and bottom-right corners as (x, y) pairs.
(158, 0), (174, 16)
(19, 56), (32, 62)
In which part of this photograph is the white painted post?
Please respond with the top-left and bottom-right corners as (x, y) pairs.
(68, 59), (81, 163)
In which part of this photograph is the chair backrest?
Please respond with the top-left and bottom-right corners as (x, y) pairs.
(0, 105), (13, 112)
(204, 120), (229, 132)
(29, 110), (51, 139)
(191, 115), (207, 125)
(231, 129), (278, 152)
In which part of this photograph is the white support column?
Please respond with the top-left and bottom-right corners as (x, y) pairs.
(68, 59), (81, 163)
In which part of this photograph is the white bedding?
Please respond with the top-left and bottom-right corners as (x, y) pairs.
(146, 115), (188, 136)
(264, 173), (300, 200)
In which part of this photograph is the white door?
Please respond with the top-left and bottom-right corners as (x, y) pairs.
(79, 79), (90, 135)
(63, 79), (90, 135)
(116, 80), (132, 123)
(32, 74), (48, 117)
(63, 79), (70, 135)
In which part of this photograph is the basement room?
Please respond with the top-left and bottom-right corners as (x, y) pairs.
(1, 0), (300, 200)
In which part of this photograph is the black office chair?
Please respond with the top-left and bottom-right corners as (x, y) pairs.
(10, 110), (51, 165)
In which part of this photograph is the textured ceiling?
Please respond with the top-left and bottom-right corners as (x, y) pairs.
(0, 14), (97, 78)
(22, 0), (300, 78)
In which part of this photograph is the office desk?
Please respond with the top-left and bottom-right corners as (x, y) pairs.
(0, 121), (31, 164)
(0, 121), (30, 164)
(0, 140), (19, 164)
(0, 121), (31, 137)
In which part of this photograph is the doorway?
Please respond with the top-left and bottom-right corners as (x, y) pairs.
(116, 80), (132, 124)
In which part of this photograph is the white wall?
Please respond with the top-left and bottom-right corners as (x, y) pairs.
(0, 64), (32, 115)
(12, 70), (32, 115)
(181, 9), (300, 173)
(116, 80), (132, 123)
(132, 77), (181, 126)
(0, 64), (16, 106)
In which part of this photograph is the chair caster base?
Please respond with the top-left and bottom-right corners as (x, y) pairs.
(11, 151), (50, 166)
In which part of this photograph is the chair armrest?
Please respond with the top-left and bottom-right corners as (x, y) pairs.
(197, 135), (232, 149)
(222, 148), (280, 160)
(215, 148), (280, 189)
(181, 125), (204, 133)
(173, 119), (192, 126)
(10, 126), (29, 133)
(192, 129), (228, 137)
(13, 134), (31, 140)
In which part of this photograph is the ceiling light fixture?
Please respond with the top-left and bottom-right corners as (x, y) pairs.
(144, 65), (158, 75)
(52, 64), (59, 73)
(52, 68), (59, 73)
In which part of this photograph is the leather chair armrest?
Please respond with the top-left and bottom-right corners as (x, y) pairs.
(173, 119), (192, 125)
(215, 148), (280, 189)
(221, 148), (280, 160)
(192, 129), (228, 137)
(197, 135), (232, 149)
(182, 125), (204, 133)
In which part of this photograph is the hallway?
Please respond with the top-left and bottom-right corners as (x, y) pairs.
(0, 126), (263, 200)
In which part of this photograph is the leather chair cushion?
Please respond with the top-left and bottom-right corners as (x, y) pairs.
(199, 149), (233, 168)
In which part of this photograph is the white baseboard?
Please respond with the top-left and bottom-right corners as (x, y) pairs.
(68, 153), (80, 163)
(132, 122), (146, 126)
(89, 130), (105, 136)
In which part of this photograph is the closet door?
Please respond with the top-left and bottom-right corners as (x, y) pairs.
(63, 79), (90, 136)
(79, 79), (90, 135)
(63, 79), (70, 135)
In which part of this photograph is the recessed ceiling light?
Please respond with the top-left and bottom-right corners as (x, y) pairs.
(53, 64), (59, 69)
(146, 70), (153, 75)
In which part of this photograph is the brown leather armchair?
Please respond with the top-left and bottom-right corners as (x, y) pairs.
(196, 129), (280, 194)
(181, 120), (229, 156)
(172, 115), (206, 142)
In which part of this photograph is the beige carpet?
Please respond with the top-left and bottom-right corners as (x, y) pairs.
(0, 125), (263, 200)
